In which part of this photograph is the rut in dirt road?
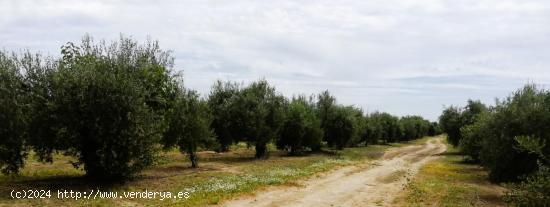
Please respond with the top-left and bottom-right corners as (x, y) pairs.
(222, 138), (447, 207)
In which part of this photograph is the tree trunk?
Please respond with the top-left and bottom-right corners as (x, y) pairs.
(290, 147), (297, 156)
(255, 143), (269, 159)
(189, 152), (198, 168)
(218, 144), (230, 153)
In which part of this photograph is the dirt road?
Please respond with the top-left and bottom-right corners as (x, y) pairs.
(222, 138), (447, 207)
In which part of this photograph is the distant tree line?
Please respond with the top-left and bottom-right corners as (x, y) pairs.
(439, 85), (550, 206)
(0, 36), (439, 181)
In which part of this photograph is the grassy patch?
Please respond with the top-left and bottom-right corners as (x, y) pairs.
(394, 141), (507, 207)
(0, 139), (421, 207)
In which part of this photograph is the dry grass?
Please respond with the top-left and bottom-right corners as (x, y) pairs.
(0, 140), (413, 207)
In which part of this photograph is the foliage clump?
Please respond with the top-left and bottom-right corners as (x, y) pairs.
(441, 84), (550, 205)
(45, 36), (176, 179)
(0, 51), (29, 174)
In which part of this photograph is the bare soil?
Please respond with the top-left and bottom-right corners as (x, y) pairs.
(222, 138), (447, 207)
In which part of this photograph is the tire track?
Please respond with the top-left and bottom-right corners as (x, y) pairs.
(222, 138), (447, 207)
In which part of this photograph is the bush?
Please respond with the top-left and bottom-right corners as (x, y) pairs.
(277, 96), (323, 155)
(36, 36), (176, 179)
(164, 89), (215, 167)
(0, 51), (28, 174)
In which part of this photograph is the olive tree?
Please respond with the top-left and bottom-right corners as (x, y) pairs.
(462, 100), (487, 125)
(364, 115), (382, 144)
(505, 136), (550, 206)
(277, 96), (323, 155)
(400, 116), (430, 141)
(428, 122), (441, 136)
(440, 100), (487, 147)
(208, 80), (243, 152)
(0, 49), (62, 175)
(477, 85), (549, 182)
(439, 106), (463, 146)
(317, 90), (336, 142)
(0, 51), (28, 174)
(346, 106), (367, 147)
(37, 36), (176, 179)
(366, 112), (402, 144)
(239, 80), (285, 158)
(459, 111), (491, 162)
(164, 89), (214, 168)
(324, 106), (356, 150)
(23, 53), (58, 164)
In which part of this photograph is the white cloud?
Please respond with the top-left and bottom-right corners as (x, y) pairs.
(1, 0), (550, 120)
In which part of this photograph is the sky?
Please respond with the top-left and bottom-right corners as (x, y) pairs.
(2, 0), (550, 121)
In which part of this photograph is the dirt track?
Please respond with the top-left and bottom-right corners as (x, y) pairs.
(222, 138), (447, 207)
